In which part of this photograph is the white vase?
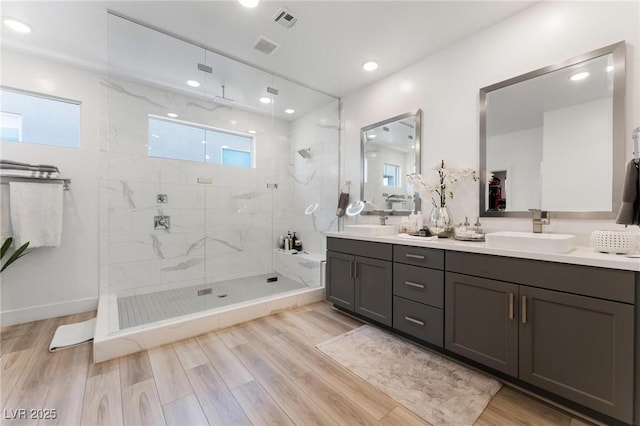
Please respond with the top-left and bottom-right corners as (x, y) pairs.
(427, 206), (454, 238)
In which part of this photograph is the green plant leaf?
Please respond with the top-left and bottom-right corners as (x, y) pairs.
(1, 237), (13, 260)
(1, 241), (29, 273)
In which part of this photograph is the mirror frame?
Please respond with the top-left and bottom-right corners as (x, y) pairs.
(360, 109), (422, 215)
(479, 41), (626, 219)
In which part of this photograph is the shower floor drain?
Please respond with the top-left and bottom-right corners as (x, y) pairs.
(217, 294), (228, 298)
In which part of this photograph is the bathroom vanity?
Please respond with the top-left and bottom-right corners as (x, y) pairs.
(325, 233), (640, 425)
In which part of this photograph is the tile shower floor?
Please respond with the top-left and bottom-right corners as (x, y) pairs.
(117, 273), (309, 329)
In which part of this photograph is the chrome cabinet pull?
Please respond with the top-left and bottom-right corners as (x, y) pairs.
(508, 293), (514, 320)
(405, 253), (426, 260)
(350, 260), (355, 278)
(521, 295), (527, 324)
(405, 281), (425, 289)
(404, 316), (425, 326)
(354, 261), (358, 278)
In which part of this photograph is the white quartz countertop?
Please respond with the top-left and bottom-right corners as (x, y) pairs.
(325, 232), (640, 272)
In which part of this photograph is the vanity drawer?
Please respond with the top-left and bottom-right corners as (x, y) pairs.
(327, 237), (392, 261)
(393, 245), (444, 269)
(393, 263), (444, 308)
(393, 296), (443, 347)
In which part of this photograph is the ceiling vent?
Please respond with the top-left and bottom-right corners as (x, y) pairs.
(273, 7), (298, 29)
(252, 35), (281, 56)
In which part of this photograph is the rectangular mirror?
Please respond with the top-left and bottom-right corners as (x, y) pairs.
(360, 110), (422, 215)
(479, 41), (626, 218)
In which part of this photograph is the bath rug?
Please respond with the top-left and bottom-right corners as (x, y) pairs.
(49, 318), (96, 352)
(316, 325), (501, 426)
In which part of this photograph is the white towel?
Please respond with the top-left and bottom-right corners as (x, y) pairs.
(9, 182), (63, 248)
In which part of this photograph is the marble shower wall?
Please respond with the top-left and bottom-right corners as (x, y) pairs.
(278, 100), (341, 255)
(103, 76), (289, 294)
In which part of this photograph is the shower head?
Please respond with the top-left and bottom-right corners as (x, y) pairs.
(214, 85), (235, 106)
(297, 148), (312, 159)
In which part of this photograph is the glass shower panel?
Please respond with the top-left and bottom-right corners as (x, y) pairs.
(106, 14), (208, 333)
(201, 49), (279, 310)
(270, 75), (340, 289)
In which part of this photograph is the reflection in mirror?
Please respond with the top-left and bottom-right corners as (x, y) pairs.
(480, 42), (625, 218)
(360, 110), (422, 215)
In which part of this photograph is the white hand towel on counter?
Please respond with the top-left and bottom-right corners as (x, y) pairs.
(9, 182), (64, 248)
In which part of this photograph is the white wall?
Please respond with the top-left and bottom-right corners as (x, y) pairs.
(0, 50), (103, 325)
(341, 1), (639, 241)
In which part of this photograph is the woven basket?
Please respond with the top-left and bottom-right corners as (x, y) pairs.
(590, 230), (639, 254)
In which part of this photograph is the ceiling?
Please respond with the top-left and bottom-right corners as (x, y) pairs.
(1, 1), (537, 99)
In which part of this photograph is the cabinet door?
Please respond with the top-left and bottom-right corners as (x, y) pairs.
(326, 251), (355, 311)
(354, 256), (393, 326)
(519, 286), (634, 424)
(445, 272), (519, 376)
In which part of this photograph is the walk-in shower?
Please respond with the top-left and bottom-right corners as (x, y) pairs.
(94, 13), (339, 361)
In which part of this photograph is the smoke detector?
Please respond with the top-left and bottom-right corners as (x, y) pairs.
(252, 35), (281, 56)
(273, 7), (298, 29)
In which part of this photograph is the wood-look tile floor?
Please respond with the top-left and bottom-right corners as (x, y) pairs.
(0, 302), (595, 426)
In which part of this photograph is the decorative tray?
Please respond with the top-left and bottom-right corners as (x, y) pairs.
(454, 235), (485, 242)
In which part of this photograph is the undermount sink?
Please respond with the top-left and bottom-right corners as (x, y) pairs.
(485, 231), (575, 253)
(344, 224), (397, 236)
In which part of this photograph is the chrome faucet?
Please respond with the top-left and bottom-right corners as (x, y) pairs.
(529, 209), (550, 233)
(378, 212), (388, 226)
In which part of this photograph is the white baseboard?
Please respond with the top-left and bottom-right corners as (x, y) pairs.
(1, 297), (99, 326)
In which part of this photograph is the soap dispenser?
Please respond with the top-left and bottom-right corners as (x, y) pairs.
(474, 217), (484, 235)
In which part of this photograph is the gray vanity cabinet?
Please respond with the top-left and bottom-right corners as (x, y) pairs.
(354, 256), (393, 325)
(326, 238), (393, 326)
(326, 251), (355, 310)
(445, 272), (519, 376)
(519, 286), (634, 423)
(445, 251), (636, 424)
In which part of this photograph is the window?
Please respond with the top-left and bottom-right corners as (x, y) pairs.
(383, 163), (400, 187)
(148, 116), (254, 168)
(0, 87), (80, 148)
(0, 112), (21, 141)
(221, 147), (251, 168)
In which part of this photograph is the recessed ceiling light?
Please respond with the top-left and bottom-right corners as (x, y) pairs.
(248, 130), (257, 134)
(606, 65), (614, 72)
(201, 140), (206, 144)
(238, 0), (259, 8)
(3, 18), (32, 34)
(230, 120), (238, 124)
(167, 112), (178, 118)
(362, 61), (379, 72)
(259, 97), (272, 104)
(186, 80), (200, 87)
(367, 134), (376, 139)
(569, 72), (590, 81)
(284, 108), (295, 114)
(151, 133), (160, 138)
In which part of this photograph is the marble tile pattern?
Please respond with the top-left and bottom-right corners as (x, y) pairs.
(317, 325), (502, 426)
(101, 76), (339, 328)
(272, 249), (324, 287)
